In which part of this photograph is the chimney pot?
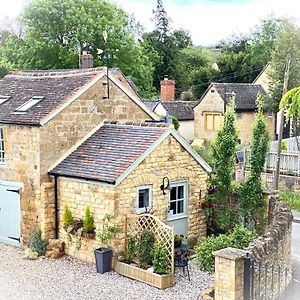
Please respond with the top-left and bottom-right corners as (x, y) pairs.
(160, 78), (175, 102)
(79, 53), (93, 69)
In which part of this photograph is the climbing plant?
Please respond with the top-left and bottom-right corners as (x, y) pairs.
(239, 95), (270, 230)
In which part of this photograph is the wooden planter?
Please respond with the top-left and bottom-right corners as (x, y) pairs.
(114, 260), (174, 289)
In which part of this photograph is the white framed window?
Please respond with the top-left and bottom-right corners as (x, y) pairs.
(15, 96), (44, 112)
(0, 127), (4, 163)
(136, 185), (152, 213)
(168, 181), (187, 218)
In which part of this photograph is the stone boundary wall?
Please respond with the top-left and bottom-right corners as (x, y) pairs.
(214, 194), (293, 300)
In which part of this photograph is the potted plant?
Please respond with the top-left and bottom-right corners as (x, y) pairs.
(174, 234), (184, 248)
(94, 213), (119, 274)
(83, 206), (95, 238)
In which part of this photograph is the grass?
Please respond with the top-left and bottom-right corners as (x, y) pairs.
(279, 191), (300, 212)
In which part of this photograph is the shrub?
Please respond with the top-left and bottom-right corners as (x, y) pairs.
(172, 116), (180, 130)
(279, 191), (300, 212)
(63, 204), (74, 228)
(281, 140), (287, 150)
(28, 229), (48, 256)
(196, 226), (256, 273)
(137, 230), (155, 269)
(97, 213), (119, 247)
(153, 244), (168, 274)
(125, 235), (136, 263)
(83, 206), (95, 234)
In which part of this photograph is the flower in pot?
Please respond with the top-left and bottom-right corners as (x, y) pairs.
(94, 213), (119, 274)
(174, 234), (184, 248)
(83, 206), (95, 238)
(63, 204), (74, 231)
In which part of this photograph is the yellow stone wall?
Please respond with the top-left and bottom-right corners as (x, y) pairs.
(194, 87), (275, 144)
(56, 134), (209, 264)
(0, 76), (153, 243)
(0, 125), (41, 241)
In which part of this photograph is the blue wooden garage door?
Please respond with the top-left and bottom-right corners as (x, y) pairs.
(0, 183), (21, 247)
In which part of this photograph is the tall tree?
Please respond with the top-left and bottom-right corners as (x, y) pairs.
(0, 0), (155, 98)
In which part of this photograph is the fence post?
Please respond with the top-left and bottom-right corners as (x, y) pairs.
(214, 247), (247, 300)
(243, 253), (251, 300)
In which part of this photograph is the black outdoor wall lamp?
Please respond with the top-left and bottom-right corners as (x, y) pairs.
(160, 176), (171, 195)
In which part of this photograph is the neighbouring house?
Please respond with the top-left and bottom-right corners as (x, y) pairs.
(193, 82), (276, 145)
(48, 121), (211, 263)
(144, 78), (196, 142)
(0, 60), (159, 247)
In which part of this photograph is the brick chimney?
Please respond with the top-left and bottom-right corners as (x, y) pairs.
(160, 77), (175, 102)
(79, 51), (93, 69)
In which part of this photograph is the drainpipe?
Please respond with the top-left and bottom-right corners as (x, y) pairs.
(54, 175), (59, 239)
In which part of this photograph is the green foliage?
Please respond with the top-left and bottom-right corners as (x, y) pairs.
(279, 191), (300, 212)
(75, 227), (83, 250)
(125, 235), (136, 263)
(172, 116), (180, 130)
(83, 206), (95, 234)
(239, 96), (269, 228)
(279, 86), (300, 120)
(137, 230), (155, 269)
(281, 140), (287, 150)
(63, 204), (74, 228)
(153, 244), (168, 274)
(0, 66), (7, 78)
(209, 100), (239, 231)
(97, 213), (119, 247)
(28, 229), (48, 256)
(195, 226), (256, 273)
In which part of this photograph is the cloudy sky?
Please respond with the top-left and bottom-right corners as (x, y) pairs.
(1, 0), (299, 45)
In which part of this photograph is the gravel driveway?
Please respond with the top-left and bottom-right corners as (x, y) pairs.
(0, 244), (213, 300)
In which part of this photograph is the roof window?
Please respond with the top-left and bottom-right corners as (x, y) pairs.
(15, 96), (45, 112)
(0, 95), (12, 104)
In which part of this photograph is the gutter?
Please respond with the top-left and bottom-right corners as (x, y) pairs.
(54, 175), (59, 239)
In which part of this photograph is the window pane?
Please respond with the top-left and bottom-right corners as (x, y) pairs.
(138, 189), (149, 208)
(177, 200), (184, 214)
(170, 201), (176, 215)
(170, 186), (176, 200)
(178, 186), (184, 199)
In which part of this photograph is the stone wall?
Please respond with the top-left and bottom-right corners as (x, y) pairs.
(0, 125), (41, 241)
(55, 135), (209, 264)
(214, 194), (293, 300)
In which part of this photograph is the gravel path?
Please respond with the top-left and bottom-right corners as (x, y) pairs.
(0, 244), (213, 300)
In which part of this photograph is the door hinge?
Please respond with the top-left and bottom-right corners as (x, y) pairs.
(6, 189), (20, 194)
(8, 236), (21, 243)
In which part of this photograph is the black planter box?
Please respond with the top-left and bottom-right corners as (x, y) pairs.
(94, 247), (113, 274)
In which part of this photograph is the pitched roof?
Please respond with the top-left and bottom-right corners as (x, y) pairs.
(144, 100), (160, 111)
(162, 101), (197, 120)
(49, 121), (169, 184)
(0, 68), (158, 126)
(211, 83), (266, 111)
(49, 121), (211, 184)
(0, 68), (103, 126)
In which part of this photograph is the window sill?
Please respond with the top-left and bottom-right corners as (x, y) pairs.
(135, 208), (151, 214)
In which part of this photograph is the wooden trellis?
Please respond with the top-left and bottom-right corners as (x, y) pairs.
(125, 214), (174, 273)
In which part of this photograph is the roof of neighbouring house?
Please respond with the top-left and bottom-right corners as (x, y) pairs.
(195, 83), (266, 111)
(162, 101), (197, 120)
(143, 100), (196, 120)
(49, 121), (211, 185)
(0, 68), (158, 126)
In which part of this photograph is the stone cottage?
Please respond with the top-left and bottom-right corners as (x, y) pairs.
(0, 65), (158, 246)
(48, 121), (211, 263)
(193, 82), (276, 145)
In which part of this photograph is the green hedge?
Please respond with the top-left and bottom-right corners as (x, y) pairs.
(195, 226), (257, 273)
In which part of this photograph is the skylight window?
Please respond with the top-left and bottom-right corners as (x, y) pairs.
(15, 96), (45, 112)
(0, 95), (11, 105)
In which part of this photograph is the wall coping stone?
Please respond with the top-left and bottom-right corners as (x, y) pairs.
(214, 247), (247, 260)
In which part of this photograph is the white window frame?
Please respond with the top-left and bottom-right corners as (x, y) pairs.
(15, 96), (44, 112)
(0, 127), (4, 164)
(168, 180), (188, 220)
(136, 185), (152, 214)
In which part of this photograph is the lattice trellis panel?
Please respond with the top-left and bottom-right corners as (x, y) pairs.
(125, 214), (174, 273)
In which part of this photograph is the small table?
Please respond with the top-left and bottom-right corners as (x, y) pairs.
(174, 243), (190, 281)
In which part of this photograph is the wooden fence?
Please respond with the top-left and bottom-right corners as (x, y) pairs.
(244, 149), (300, 176)
(270, 136), (300, 152)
